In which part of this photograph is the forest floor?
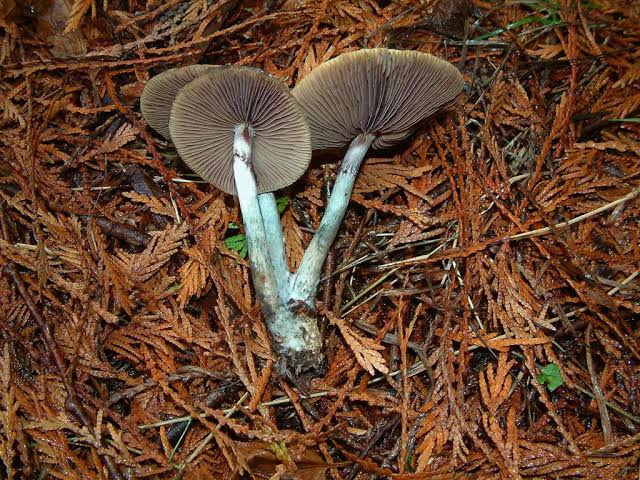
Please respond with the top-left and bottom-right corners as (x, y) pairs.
(1, 0), (639, 478)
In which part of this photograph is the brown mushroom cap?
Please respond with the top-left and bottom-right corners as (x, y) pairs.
(291, 48), (464, 150)
(140, 65), (219, 139)
(169, 67), (312, 195)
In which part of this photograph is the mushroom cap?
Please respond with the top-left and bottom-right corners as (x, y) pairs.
(292, 48), (464, 150)
(140, 64), (220, 139)
(169, 66), (312, 195)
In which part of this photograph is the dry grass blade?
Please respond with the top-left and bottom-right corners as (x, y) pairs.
(585, 323), (614, 446)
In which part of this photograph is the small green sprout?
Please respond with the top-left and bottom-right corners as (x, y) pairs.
(269, 441), (291, 463)
(537, 363), (564, 392)
(225, 233), (248, 258)
(276, 196), (288, 215)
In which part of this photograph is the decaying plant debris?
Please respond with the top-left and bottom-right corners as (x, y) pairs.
(1, 0), (639, 478)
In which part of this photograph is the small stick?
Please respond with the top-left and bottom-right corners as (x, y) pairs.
(509, 187), (640, 241)
(95, 217), (151, 246)
(4, 266), (124, 480)
(585, 323), (613, 445)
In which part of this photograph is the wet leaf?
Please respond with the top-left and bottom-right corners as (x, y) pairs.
(537, 363), (564, 392)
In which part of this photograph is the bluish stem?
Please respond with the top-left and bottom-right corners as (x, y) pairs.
(290, 133), (375, 305)
(234, 125), (323, 374)
(232, 124), (279, 310)
(258, 193), (291, 302)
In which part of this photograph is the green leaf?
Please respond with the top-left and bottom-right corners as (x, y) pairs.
(228, 222), (240, 230)
(537, 363), (563, 392)
(276, 196), (288, 215)
(225, 234), (247, 258)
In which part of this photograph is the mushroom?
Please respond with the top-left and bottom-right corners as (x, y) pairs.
(290, 48), (464, 305)
(140, 65), (291, 301)
(163, 66), (324, 374)
(140, 52), (463, 379)
(141, 65), (220, 140)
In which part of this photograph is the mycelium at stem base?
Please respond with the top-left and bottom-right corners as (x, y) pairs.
(232, 124), (324, 378)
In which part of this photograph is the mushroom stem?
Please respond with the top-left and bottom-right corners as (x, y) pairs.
(232, 124), (280, 311)
(258, 192), (291, 301)
(290, 133), (375, 305)
(234, 126), (323, 375)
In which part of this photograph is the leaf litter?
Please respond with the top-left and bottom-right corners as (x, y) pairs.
(1, 0), (639, 478)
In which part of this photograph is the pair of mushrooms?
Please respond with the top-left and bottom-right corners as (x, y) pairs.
(141, 49), (463, 377)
